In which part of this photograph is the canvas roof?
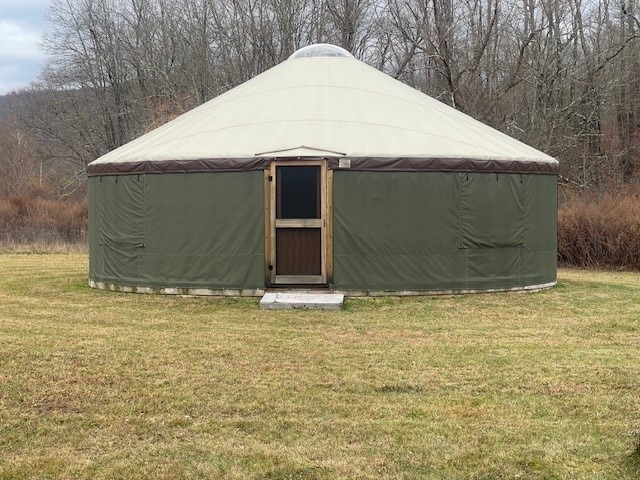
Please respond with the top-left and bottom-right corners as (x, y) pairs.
(88, 44), (558, 175)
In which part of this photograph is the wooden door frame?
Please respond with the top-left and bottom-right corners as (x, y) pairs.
(264, 159), (331, 285)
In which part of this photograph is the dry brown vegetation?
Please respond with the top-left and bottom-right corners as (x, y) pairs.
(0, 191), (87, 247)
(558, 187), (640, 270)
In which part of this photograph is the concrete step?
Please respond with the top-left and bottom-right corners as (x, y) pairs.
(260, 292), (344, 310)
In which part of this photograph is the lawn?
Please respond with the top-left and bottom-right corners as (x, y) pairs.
(0, 254), (638, 479)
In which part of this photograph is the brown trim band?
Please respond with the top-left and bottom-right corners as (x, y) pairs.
(86, 157), (271, 176)
(327, 157), (559, 174)
(87, 156), (558, 176)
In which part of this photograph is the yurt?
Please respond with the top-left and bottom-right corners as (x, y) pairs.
(87, 44), (558, 296)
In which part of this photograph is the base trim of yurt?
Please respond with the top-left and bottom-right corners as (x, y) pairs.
(89, 280), (556, 297)
(334, 281), (557, 296)
(88, 280), (266, 297)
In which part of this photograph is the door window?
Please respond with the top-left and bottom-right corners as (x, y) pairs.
(276, 166), (320, 219)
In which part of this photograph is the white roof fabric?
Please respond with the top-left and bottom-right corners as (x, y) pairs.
(89, 44), (557, 169)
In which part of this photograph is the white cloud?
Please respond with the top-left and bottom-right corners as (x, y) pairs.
(0, 21), (46, 60)
(0, 0), (52, 25)
(0, 0), (51, 94)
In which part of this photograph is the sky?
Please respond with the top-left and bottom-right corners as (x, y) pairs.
(0, 0), (51, 95)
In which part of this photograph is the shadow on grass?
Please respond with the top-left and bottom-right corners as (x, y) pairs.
(376, 383), (424, 394)
(623, 433), (640, 478)
(258, 465), (331, 480)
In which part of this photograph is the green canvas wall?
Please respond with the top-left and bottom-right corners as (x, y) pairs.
(89, 170), (557, 293)
(333, 171), (557, 291)
(88, 172), (265, 289)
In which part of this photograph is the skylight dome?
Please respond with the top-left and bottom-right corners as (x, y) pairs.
(289, 44), (353, 59)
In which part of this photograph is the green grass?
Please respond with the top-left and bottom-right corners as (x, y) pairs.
(0, 254), (639, 479)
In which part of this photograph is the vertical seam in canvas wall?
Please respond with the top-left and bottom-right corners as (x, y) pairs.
(140, 173), (146, 287)
(465, 248), (469, 290)
(519, 175), (525, 287)
(457, 173), (462, 249)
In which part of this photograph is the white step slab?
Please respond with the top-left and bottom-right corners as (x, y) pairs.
(260, 292), (344, 310)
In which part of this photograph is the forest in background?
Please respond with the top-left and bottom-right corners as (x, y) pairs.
(0, 0), (639, 267)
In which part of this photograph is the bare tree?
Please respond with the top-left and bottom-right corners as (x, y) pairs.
(0, 118), (39, 196)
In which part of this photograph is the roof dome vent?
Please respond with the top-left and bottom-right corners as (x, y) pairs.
(289, 44), (353, 59)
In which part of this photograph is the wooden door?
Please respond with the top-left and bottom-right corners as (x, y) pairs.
(268, 161), (327, 284)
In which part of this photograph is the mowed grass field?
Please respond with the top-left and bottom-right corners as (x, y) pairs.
(0, 254), (639, 479)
